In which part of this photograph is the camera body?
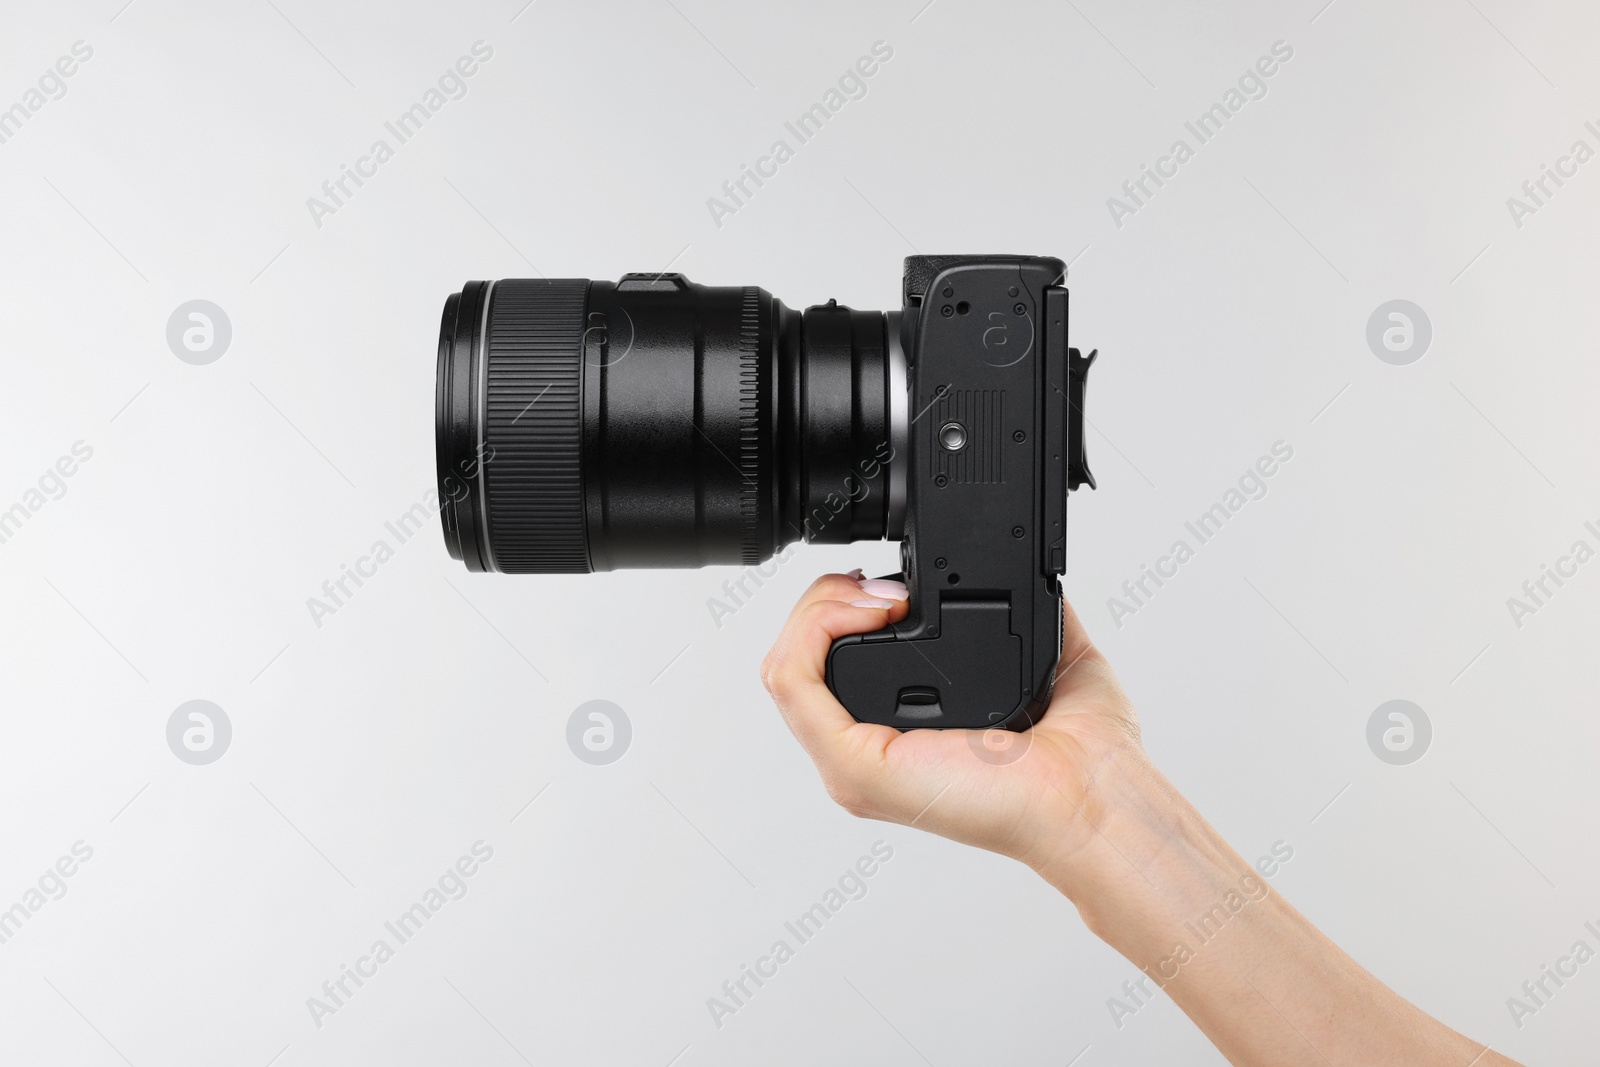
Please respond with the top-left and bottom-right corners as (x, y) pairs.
(434, 254), (1095, 732)
(828, 255), (1094, 730)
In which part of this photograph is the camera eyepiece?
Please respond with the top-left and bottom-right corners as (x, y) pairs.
(436, 274), (905, 573)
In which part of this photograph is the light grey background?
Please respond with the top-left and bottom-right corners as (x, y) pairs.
(1, 0), (1596, 1063)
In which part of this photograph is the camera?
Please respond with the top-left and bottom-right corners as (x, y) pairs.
(434, 255), (1096, 730)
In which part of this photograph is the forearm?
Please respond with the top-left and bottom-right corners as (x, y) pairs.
(1031, 748), (1514, 1066)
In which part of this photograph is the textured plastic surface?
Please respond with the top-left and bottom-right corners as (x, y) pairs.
(827, 255), (1083, 731)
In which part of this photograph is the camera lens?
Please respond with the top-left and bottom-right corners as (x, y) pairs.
(436, 274), (907, 572)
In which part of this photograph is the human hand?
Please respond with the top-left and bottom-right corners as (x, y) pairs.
(764, 571), (1521, 1067)
(761, 570), (1149, 880)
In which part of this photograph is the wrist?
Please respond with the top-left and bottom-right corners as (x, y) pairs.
(1023, 741), (1168, 896)
(1028, 750), (1230, 950)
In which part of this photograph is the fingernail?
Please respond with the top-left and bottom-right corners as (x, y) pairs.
(850, 597), (899, 609)
(846, 568), (865, 580)
(858, 578), (909, 601)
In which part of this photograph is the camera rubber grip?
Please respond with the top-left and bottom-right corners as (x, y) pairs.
(827, 596), (1054, 730)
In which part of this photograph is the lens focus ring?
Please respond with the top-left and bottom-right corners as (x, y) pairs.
(480, 279), (590, 573)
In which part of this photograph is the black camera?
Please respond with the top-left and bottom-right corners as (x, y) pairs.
(435, 255), (1096, 730)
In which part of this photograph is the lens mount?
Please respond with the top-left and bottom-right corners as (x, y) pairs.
(885, 310), (909, 540)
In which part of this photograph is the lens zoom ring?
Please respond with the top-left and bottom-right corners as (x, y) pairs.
(483, 279), (589, 573)
(737, 286), (762, 564)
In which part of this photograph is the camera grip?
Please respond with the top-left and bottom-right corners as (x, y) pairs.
(827, 584), (1057, 730)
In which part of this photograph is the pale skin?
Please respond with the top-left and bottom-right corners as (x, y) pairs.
(761, 571), (1521, 1067)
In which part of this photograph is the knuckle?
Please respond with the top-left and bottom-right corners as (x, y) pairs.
(760, 649), (798, 699)
(759, 657), (784, 697)
(800, 600), (836, 628)
(808, 573), (856, 602)
(803, 574), (835, 601)
(822, 775), (870, 818)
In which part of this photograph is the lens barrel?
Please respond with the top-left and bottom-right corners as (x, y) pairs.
(436, 274), (905, 573)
